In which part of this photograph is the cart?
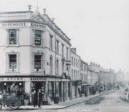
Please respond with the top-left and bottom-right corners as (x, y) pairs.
(0, 92), (21, 110)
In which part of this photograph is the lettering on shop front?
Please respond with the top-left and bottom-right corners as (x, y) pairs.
(31, 77), (45, 81)
(0, 77), (24, 81)
(31, 23), (45, 28)
(2, 22), (26, 27)
(7, 77), (23, 81)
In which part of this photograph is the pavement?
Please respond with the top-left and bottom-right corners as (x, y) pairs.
(20, 90), (114, 110)
(1, 90), (115, 111)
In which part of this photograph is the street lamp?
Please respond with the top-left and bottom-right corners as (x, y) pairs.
(4, 82), (6, 86)
(4, 82), (7, 91)
(19, 82), (22, 86)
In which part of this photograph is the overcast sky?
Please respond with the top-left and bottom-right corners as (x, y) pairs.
(0, 0), (129, 72)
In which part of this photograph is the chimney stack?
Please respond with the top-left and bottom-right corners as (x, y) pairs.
(43, 8), (47, 14)
(28, 5), (32, 11)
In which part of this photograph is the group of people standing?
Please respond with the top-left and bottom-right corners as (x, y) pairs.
(32, 89), (42, 108)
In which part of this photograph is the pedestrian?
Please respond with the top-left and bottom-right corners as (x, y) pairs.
(2, 90), (7, 108)
(32, 89), (37, 107)
(37, 89), (42, 108)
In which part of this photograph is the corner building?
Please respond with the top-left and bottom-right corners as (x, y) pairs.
(0, 10), (72, 104)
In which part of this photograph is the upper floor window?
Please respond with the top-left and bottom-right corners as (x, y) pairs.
(66, 47), (68, 59)
(49, 35), (53, 50)
(55, 59), (59, 75)
(62, 44), (64, 57)
(8, 29), (17, 45)
(72, 57), (73, 65)
(8, 54), (17, 72)
(55, 40), (59, 54)
(34, 55), (42, 71)
(50, 56), (53, 74)
(34, 30), (42, 46)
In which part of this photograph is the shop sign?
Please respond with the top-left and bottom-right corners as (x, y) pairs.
(0, 77), (24, 81)
(31, 23), (45, 28)
(31, 77), (46, 81)
(2, 22), (26, 27)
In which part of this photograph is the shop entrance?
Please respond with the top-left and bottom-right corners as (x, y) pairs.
(31, 81), (45, 105)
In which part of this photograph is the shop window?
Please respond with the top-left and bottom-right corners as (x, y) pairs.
(9, 54), (17, 72)
(34, 30), (42, 46)
(34, 55), (42, 71)
(8, 29), (17, 45)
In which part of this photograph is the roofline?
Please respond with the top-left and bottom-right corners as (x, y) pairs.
(0, 11), (33, 14)
(81, 59), (88, 65)
(71, 49), (81, 58)
(43, 14), (71, 41)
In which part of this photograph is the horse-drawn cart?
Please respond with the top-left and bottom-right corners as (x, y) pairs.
(0, 92), (21, 110)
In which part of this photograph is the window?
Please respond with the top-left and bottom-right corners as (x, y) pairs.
(50, 56), (53, 74)
(34, 30), (42, 46)
(62, 44), (64, 57)
(9, 54), (17, 71)
(8, 29), (17, 45)
(62, 61), (64, 73)
(66, 47), (68, 59)
(72, 57), (73, 65)
(34, 55), (42, 71)
(50, 35), (53, 50)
(55, 40), (59, 54)
(55, 59), (59, 75)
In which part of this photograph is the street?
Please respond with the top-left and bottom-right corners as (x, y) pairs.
(62, 90), (129, 112)
(3, 90), (129, 112)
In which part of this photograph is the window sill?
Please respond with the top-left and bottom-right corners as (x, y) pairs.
(32, 45), (43, 48)
(7, 44), (19, 47)
(6, 71), (20, 74)
(31, 69), (45, 73)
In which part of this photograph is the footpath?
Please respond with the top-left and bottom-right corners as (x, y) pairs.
(2, 90), (115, 111)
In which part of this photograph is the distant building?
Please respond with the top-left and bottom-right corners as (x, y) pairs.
(70, 48), (81, 98)
(80, 60), (89, 96)
(99, 69), (116, 90)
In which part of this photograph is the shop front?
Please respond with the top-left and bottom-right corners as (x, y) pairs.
(81, 83), (90, 97)
(0, 75), (71, 105)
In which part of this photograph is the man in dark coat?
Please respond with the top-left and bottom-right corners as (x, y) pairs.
(37, 89), (42, 108)
(32, 89), (37, 107)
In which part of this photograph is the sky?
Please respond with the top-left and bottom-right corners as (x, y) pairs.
(0, 0), (129, 73)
